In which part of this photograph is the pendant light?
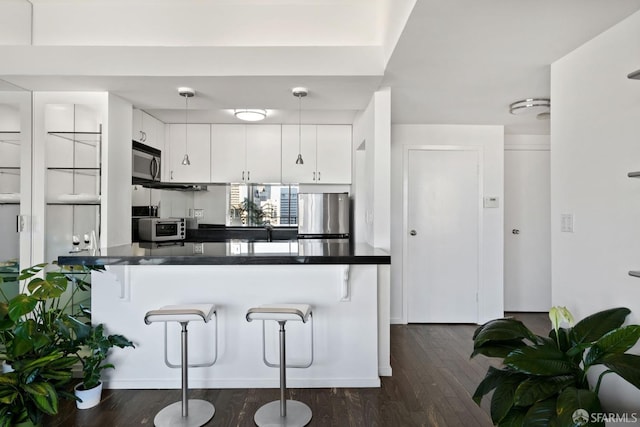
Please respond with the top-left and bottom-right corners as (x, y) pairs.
(292, 87), (308, 165)
(178, 87), (195, 166)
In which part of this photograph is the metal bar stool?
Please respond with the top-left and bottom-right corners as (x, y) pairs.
(246, 303), (313, 427)
(144, 304), (217, 427)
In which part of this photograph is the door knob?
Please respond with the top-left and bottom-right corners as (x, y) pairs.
(512, 229), (520, 235)
(410, 230), (417, 236)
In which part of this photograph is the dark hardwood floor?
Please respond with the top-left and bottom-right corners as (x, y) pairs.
(46, 313), (550, 427)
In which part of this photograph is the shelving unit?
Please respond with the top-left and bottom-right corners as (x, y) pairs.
(0, 130), (20, 145)
(629, 168), (640, 278)
(46, 125), (102, 256)
(0, 130), (21, 206)
(45, 123), (102, 315)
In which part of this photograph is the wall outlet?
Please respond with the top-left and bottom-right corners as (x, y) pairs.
(194, 209), (204, 218)
(193, 243), (204, 254)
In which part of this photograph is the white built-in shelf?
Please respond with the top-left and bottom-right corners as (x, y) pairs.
(0, 131), (20, 145)
(48, 130), (101, 147)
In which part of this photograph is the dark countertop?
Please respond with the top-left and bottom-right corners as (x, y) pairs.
(58, 240), (390, 266)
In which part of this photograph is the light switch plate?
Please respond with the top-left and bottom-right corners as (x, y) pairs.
(483, 196), (499, 208)
(561, 214), (574, 232)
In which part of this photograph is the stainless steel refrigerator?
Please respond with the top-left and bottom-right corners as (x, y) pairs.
(297, 192), (350, 255)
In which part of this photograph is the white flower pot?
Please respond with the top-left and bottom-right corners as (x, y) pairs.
(1, 361), (13, 373)
(74, 381), (103, 409)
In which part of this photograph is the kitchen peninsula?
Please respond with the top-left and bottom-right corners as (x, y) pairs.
(58, 240), (391, 390)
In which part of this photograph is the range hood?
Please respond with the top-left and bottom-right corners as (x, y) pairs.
(132, 178), (208, 192)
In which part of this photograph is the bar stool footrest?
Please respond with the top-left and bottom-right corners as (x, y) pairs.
(254, 400), (312, 427)
(154, 399), (215, 427)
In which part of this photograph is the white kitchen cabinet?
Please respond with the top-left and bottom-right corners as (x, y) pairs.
(210, 124), (281, 183)
(316, 125), (352, 184)
(282, 124), (352, 184)
(281, 125), (317, 184)
(132, 109), (163, 151)
(166, 124), (211, 183)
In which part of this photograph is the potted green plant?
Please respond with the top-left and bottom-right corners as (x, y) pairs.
(73, 322), (134, 409)
(0, 263), (92, 426)
(471, 306), (640, 426)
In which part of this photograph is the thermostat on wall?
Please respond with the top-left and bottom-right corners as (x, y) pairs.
(483, 196), (500, 208)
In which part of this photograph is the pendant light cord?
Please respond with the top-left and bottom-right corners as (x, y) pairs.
(185, 94), (189, 154)
(298, 94), (302, 155)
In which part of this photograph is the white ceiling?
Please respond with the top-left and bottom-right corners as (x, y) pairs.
(2, 0), (640, 133)
(383, 0), (640, 134)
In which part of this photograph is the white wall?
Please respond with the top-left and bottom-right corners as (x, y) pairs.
(352, 88), (391, 250)
(0, 0), (31, 45)
(105, 94), (133, 248)
(390, 125), (504, 324)
(551, 10), (640, 412)
(194, 186), (227, 225)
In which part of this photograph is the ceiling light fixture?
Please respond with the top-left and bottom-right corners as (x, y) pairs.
(509, 98), (551, 117)
(178, 87), (195, 166)
(234, 109), (267, 122)
(293, 87), (308, 165)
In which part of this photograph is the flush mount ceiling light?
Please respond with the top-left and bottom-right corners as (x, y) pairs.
(293, 87), (308, 165)
(178, 87), (195, 166)
(509, 98), (551, 119)
(234, 109), (267, 122)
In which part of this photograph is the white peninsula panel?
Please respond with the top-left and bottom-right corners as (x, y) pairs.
(92, 264), (383, 389)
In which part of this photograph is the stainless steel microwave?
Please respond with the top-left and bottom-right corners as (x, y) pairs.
(138, 218), (186, 242)
(132, 141), (161, 183)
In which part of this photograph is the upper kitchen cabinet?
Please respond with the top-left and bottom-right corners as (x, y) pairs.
(282, 124), (352, 184)
(210, 124), (281, 183)
(132, 109), (164, 151)
(166, 124), (211, 182)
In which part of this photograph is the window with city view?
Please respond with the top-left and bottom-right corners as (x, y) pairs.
(228, 184), (298, 226)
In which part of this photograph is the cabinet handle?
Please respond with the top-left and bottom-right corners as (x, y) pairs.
(142, 131), (147, 142)
(313, 172), (316, 181)
(242, 171), (245, 181)
(170, 170), (174, 180)
(247, 171), (250, 181)
(318, 171), (321, 181)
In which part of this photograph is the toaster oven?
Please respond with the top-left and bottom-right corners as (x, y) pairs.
(138, 218), (186, 242)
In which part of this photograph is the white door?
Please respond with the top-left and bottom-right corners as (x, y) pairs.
(504, 150), (551, 311)
(406, 148), (480, 323)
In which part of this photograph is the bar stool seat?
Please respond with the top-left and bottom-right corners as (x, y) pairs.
(247, 303), (313, 427)
(145, 304), (217, 427)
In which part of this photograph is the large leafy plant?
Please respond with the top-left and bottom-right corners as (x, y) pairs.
(471, 307), (640, 426)
(0, 263), (94, 426)
(76, 322), (133, 391)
